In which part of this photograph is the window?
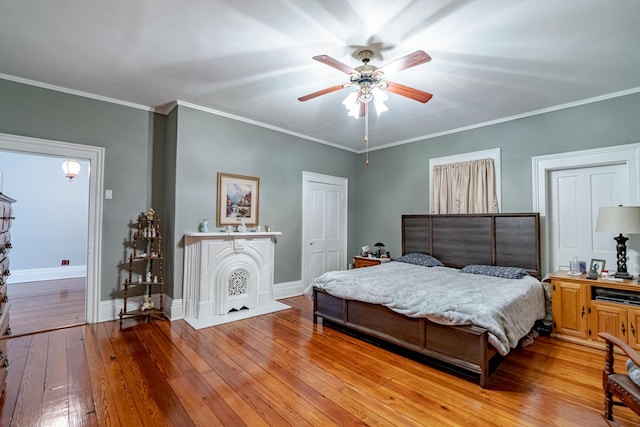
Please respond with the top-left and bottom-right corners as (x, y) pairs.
(429, 148), (501, 214)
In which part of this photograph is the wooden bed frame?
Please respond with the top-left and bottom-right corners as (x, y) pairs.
(312, 213), (541, 388)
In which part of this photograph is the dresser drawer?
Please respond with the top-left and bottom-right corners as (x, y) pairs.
(0, 256), (9, 280)
(0, 303), (10, 337)
(0, 335), (6, 371)
(0, 335), (6, 358)
(0, 361), (7, 396)
(0, 231), (11, 256)
(0, 204), (13, 233)
(0, 283), (7, 312)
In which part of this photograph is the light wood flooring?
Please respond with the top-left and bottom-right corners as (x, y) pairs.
(7, 278), (86, 336)
(1, 295), (639, 426)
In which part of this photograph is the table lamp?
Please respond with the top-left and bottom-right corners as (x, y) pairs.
(595, 205), (640, 279)
(374, 242), (386, 258)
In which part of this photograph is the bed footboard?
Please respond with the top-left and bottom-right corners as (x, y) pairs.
(313, 288), (500, 388)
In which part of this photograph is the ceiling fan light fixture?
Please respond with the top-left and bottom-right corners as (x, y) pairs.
(371, 87), (388, 115)
(342, 91), (361, 118)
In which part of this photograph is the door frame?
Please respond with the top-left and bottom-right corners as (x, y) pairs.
(532, 143), (640, 275)
(0, 132), (104, 323)
(301, 171), (348, 287)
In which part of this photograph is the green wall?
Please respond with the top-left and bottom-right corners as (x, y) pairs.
(0, 79), (359, 302)
(355, 92), (640, 259)
(0, 79), (158, 301)
(1, 76), (639, 305)
(170, 105), (359, 296)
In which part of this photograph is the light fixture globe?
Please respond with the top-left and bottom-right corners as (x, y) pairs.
(62, 159), (81, 182)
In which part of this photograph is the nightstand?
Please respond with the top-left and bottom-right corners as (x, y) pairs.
(353, 256), (390, 268)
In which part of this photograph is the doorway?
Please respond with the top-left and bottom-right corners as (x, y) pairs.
(0, 132), (104, 329)
(549, 164), (629, 272)
(0, 152), (90, 335)
(533, 143), (640, 276)
(301, 172), (348, 287)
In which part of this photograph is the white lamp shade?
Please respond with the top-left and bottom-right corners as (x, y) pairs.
(595, 206), (640, 234)
(62, 159), (81, 180)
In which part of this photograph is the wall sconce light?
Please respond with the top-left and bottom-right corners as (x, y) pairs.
(595, 205), (640, 279)
(61, 159), (81, 182)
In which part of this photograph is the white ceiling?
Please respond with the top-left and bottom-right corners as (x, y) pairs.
(1, 1), (639, 152)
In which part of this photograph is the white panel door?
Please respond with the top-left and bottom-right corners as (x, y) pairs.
(550, 164), (628, 272)
(302, 173), (347, 287)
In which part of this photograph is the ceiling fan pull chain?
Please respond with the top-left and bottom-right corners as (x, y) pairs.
(364, 102), (369, 165)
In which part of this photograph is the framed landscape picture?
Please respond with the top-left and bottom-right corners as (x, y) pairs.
(216, 173), (259, 227)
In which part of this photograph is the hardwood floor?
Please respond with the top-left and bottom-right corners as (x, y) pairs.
(1, 295), (639, 426)
(7, 278), (86, 336)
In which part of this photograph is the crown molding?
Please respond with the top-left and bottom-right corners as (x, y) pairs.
(173, 100), (358, 153)
(0, 73), (153, 112)
(2, 73), (638, 155)
(365, 87), (640, 154)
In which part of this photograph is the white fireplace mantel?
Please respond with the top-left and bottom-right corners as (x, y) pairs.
(182, 231), (285, 329)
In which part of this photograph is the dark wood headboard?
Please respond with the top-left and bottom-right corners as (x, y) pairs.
(401, 213), (541, 279)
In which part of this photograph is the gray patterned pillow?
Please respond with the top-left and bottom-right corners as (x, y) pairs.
(627, 359), (640, 387)
(460, 265), (528, 279)
(395, 253), (444, 267)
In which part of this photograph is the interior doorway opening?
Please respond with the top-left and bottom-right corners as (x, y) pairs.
(0, 132), (104, 333)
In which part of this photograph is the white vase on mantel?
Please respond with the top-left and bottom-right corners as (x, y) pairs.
(237, 220), (247, 232)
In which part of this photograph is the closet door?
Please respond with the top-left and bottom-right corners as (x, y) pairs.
(549, 164), (628, 272)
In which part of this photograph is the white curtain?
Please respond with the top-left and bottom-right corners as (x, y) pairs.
(431, 158), (499, 214)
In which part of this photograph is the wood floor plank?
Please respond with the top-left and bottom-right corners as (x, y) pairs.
(40, 329), (69, 426)
(228, 315), (427, 426)
(191, 326), (306, 426)
(251, 312), (476, 426)
(216, 321), (377, 426)
(167, 372), (230, 426)
(81, 324), (122, 426)
(169, 320), (291, 426)
(200, 370), (271, 427)
(66, 326), (99, 427)
(8, 278), (86, 336)
(102, 321), (169, 426)
(10, 333), (48, 426)
(154, 320), (211, 374)
(0, 335), (31, 426)
(118, 322), (196, 426)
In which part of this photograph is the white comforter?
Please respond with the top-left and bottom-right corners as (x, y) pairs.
(303, 262), (545, 356)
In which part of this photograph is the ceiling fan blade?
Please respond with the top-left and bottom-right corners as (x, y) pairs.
(313, 55), (354, 74)
(298, 84), (346, 102)
(384, 82), (433, 103)
(378, 50), (431, 76)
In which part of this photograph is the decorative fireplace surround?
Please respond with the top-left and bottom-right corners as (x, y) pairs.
(183, 231), (287, 329)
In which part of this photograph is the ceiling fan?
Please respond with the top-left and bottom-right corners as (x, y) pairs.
(298, 49), (433, 117)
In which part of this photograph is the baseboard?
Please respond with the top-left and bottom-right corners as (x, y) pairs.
(99, 293), (182, 322)
(273, 280), (304, 299)
(99, 281), (302, 323)
(8, 265), (87, 283)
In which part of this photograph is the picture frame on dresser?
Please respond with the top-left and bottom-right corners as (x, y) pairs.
(216, 172), (260, 227)
(589, 258), (606, 276)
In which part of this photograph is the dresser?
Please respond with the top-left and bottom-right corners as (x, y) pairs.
(0, 192), (15, 396)
(550, 270), (640, 350)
